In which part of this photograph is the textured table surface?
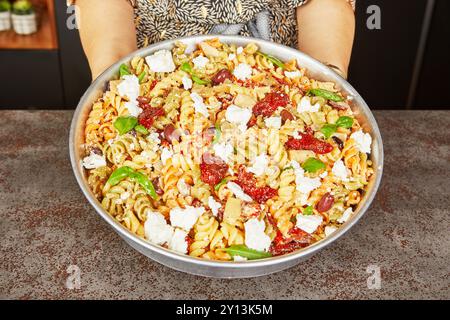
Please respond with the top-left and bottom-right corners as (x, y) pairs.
(0, 110), (449, 300)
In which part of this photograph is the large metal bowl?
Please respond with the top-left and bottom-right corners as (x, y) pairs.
(70, 35), (383, 278)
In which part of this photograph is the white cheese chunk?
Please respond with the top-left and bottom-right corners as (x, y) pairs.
(324, 225), (337, 237)
(290, 160), (322, 194)
(145, 50), (176, 73)
(332, 159), (350, 181)
(123, 101), (142, 117)
(264, 116), (281, 129)
(182, 75), (192, 90)
(213, 142), (234, 163)
(160, 147), (173, 165)
(284, 70), (302, 78)
(177, 178), (190, 196)
(168, 228), (188, 254)
(208, 196), (222, 217)
(226, 182), (252, 202)
(192, 55), (209, 69)
(295, 214), (323, 234)
(233, 63), (252, 81)
(225, 104), (252, 133)
(297, 96), (320, 113)
(350, 130), (372, 154)
(247, 154), (269, 177)
(144, 211), (174, 245)
(236, 46), (244, 54)
(337, 207), (353, 224)
(190, 92), (209, 117)
(244, 218), (271, 252)
(169, 206), (205, 232)
(228, 53), (236, 61)
(148, 132), (161, 145)
(82, 152), (106, 169)
(118, 75), (140, 100)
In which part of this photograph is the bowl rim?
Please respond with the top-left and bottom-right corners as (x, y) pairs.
(70, 34), (384, 268)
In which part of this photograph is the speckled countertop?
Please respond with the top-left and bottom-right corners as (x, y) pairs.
(0, 110), (449, 300)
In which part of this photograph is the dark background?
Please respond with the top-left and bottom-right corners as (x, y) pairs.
(0, 0), (449, 109)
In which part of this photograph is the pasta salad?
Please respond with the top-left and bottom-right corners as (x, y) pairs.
(82, 39), (374, 261)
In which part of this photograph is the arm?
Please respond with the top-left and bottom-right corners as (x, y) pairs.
(76, 0), (137, 80)
(296, 0), (355, 78)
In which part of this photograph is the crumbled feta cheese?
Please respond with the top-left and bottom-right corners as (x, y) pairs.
(233, 63), (252, 81)
(148, 132), (161, 144)
(337, 207), (353, 223)
(247, 154), (269, 177)
(233, 255), (248, 262)
(120, 191), (130, 201)
(350, 130), (372, 154)
(290, 160), (322, 194)
(264, 116), (281, 129)
(168, 228), (188, 254)
(225, 104), (252, 133)
(144, 211), (174, 245)
(118, 75), (140, 100)
(319, 171), (328, 178)
(177, 178), (190, 196)
(332, 160), (349, 181)
(82, 152), (106, 169)
(297, 96), (320, 113)
(324, 225), (337, 237)
(236, 46), (244, 54)
(295, 214), (323, 234)
(190, 92), (209, 117)
(228, 53), (236, 60)
(244, 218), (271, 252)
(161, 147), (173, 165)
(169, 206), (205, 231)
(227, 182), (252, 202)
(182, 75), (192, 90)
(208, 196), (222, 217)
(213, 142), (234, 163)
(292, 131), (302, 139)
(145, 49), (176, 73)
(192, 55), (209, 69)
(123, 100), (142, 117)
(284, 70), (302, 78)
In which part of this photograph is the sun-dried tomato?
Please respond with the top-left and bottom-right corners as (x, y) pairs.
(138, 106), (165, 129)
(252, 92), (289, 117)
(269, 228), (312, 256)
(149, 79), (158, 91)
(200, 154), (228, 186)
(236, 166), (277, 203)
(285, 132), (333, 154)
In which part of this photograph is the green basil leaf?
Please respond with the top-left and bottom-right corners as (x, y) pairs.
(119, 63), (131, 78)
(335, 116), (354, 129)
(320, 124), (337, 139)
(134, 124), (149, 135)
(107, 166), (135, 186)
(302, 157), (326, 173)
(256, 51), (285, 69)
(131, 171), (157, 199)
(192, 74), (211, 85)
(303, 205), (314, 216)
(180, 62), (192, 74)
(224, 245), (272, 260)
(138, 71), (146, 83)
(214, 178), (228, 191)
(113, 116), (138, 135)
(307, 88), (344, 102)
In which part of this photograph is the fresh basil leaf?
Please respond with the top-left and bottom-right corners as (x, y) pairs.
(302, 157), (326, 173)
(307, 88), (344, 102)
(320, 124), (337, 139)
(303, 205), (314, 216)
(138, 71), (146, 83)
(134, 124), (149, 135)
(113, 116), (138, 135)
(119, 63), (131, 78)
(180, 62), (192, 74)
(224, 245), (272, 260)
(107, 166), (157, 199)
(192, 74), (211, 85)
(214, 178), (228, 191)
(256, 51), (285, 69)
(107, 166), (135, 186)
(335, 116), (354, 129)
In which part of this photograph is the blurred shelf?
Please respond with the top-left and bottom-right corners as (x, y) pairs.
(0, 1), (58, 50)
